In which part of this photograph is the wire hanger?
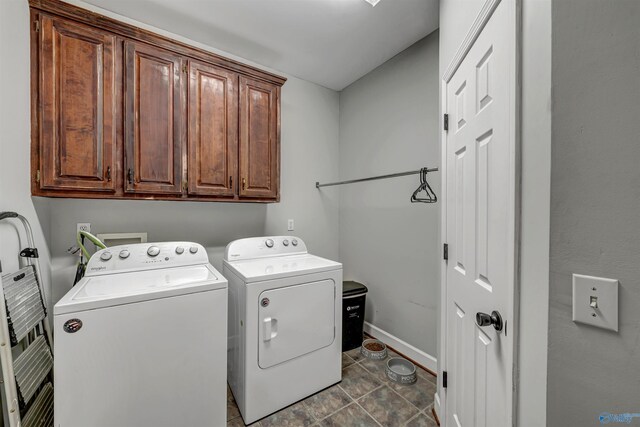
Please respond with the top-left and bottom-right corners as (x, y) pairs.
(411, 167), (437, 203)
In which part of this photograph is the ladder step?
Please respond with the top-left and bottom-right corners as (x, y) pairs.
(14, 335), (53, 406)
(1, 266), (47, 345)
(22, 382), (53, 427)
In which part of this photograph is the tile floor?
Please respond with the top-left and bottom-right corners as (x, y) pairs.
(227, 345), (438, 427)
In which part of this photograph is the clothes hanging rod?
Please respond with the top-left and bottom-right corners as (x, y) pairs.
(315, 167), (439, 188)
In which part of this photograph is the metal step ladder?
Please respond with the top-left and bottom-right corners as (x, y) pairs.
(0, 212), (53, 427)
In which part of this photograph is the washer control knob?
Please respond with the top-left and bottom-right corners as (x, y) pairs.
(189, 246), (199, 254)
(100, 251), (112, 261)
(147, 246), (160, 257)
(118, 250), (130, 259)
(175, 246), (185, 255)
(265, 239), (274, 248)
(283, 239), (289, 246)
(291, 239), (298, 246)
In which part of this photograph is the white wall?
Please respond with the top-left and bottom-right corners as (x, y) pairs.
(0, 0), (54, 312)
(0, 0), (340, 308)
(438, 0), (552, 424)
(338, 33), (440, 358)
(547, 1), (640, 425)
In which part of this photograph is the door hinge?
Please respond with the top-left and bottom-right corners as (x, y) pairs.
(183, 180), (188, 191)
(34, 20), (40, 32)
(35, 170), (40, 183)
(443, 114), (449, 131)
(443, 243), (448, 261)
(182, 64), (187, 73)
(443, 371), (448, 388)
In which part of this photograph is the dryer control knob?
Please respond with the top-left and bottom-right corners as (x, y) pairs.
(189, 246), (199, 254)
(118, 250), (130, 259)
(291, 239), (298, 246)
(265, 239), (274, 248)
(175, 246), (185, 255)
(100, 251), (112, 261)
(283, 239), (289, 246)
(147, 246), (160, 257)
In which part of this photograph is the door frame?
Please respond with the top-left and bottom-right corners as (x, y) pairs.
(438, 0), (522, 424)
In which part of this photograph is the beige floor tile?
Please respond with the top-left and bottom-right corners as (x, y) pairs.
(387, 376), (436, 410)
(259, 401), (316, 427)
(340, 363), (382, 399)
(303, 384), (353, 420)
(358, 385), (419, 426)
(342, 352), (356, 369)
(404, 412), (438, 427)
(319, 403), (379, 427)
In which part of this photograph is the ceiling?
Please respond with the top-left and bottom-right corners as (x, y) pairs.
(81, 0), (439, 91)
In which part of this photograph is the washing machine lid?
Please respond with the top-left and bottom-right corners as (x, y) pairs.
(54, 264), (226, 315)
(224, 254), (341, 283)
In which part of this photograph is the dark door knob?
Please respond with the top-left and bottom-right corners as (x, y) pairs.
(476, 310), (503, 332)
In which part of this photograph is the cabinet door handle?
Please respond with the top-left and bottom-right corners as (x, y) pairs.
(229, 175), (233, 189)
(127, 168), (133, 184)
(242, 178), (246, 190)
(106, 166), (111, 182)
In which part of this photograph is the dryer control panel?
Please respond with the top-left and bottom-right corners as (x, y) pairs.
(86, 242), (209, 276)
(224, 236), (308, 261)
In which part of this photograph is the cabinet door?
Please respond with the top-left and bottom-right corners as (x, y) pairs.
(239, 77), (279, 199)
(39, 15), (117, 192)
(188, 61), (238, 197)
(124, 41), (184, 194)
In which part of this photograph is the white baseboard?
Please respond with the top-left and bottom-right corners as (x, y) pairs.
(434, 392), (441, 423)
(363, 322), (437, 373)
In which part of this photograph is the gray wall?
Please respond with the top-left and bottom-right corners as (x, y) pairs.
(338, 33), (440, 356)
(0, 0), (340, 308)
(548, 1), (640, 426)
(0, 0), (54, 312)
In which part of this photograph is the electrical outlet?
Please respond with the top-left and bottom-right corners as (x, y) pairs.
(77, 223), (91, 234)
(287, 219), (294, 231)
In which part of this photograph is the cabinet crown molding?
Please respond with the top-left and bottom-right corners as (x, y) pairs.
(29, 0), (287, 87)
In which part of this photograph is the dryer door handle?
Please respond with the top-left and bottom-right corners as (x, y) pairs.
(262, 317), (279, 342)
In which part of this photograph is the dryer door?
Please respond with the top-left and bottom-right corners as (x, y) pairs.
(258, 279), (336, 369)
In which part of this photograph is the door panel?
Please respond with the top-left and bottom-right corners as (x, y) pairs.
(39, 15), (117, 192)
(444, 2), (515, 426)
(258, 280), (335, 369)
(188, 61), (238, 196)
(125, 41), (184, 194)
(239, 77), (278, 199)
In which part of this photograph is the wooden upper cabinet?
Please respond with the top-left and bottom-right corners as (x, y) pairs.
(239, 76), (279, 200)
(124, 40), (185, 195)
(30, 0), (285, 202)
(38, 14), (117, 192)
(188, 61), (238, 197)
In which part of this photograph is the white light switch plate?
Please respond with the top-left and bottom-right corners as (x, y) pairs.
(572, 274), (618, 332)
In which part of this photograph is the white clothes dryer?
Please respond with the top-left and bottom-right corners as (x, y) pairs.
(224, 236), (342, 425)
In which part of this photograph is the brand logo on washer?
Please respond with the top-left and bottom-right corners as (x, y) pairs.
(63, 318), (83, 333)
(347, 305), (360, 311)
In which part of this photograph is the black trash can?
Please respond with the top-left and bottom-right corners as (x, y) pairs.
(342, 281), (368, 352)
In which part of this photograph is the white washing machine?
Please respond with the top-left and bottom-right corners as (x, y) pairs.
(54, 242), (228, 427)
(224, 236), (342, 424)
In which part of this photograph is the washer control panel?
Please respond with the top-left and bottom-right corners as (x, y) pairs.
(87, 242), (209, 276)
(224, 236), (307, 261)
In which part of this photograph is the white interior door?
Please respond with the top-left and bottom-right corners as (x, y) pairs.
(443, 1), (517, 426)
